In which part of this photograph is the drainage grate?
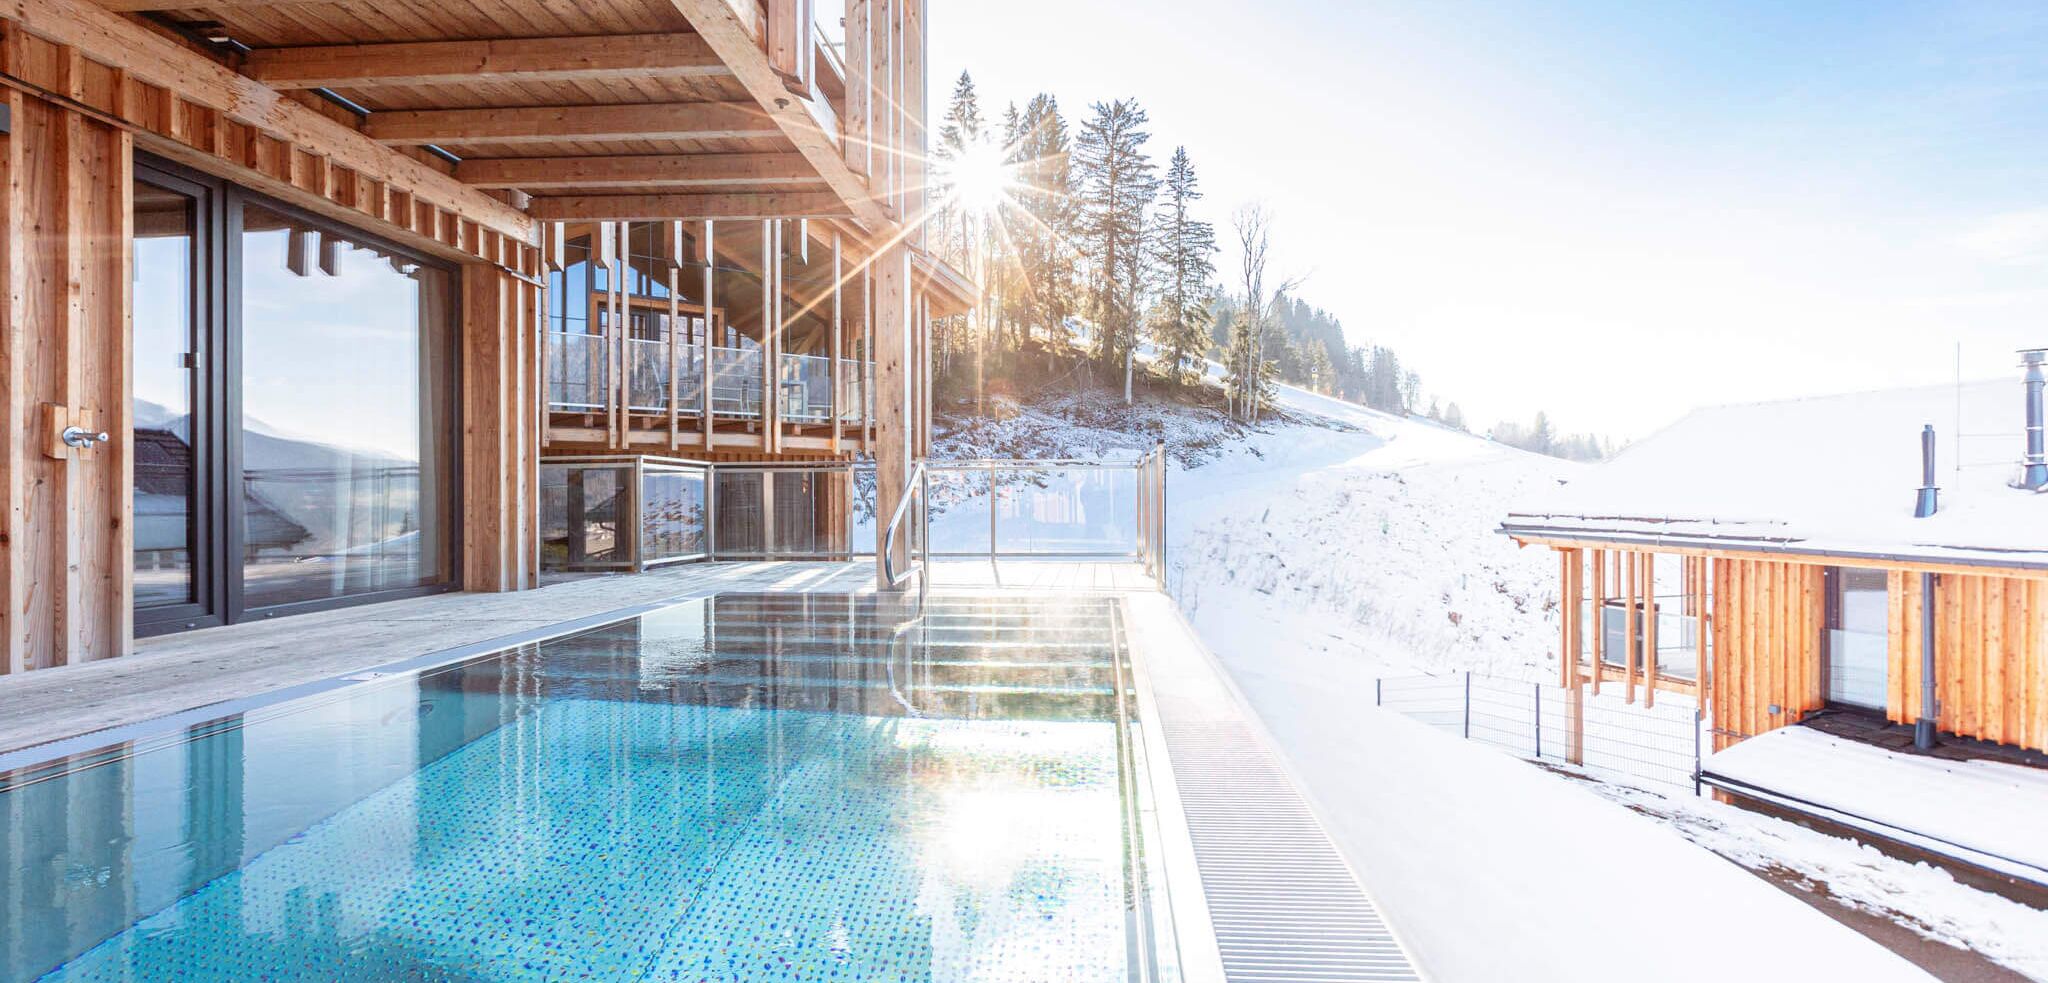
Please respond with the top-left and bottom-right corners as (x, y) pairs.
(1163, 718), (1421, 982)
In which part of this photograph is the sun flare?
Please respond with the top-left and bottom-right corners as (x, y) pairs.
(944, 140), (1016, 219)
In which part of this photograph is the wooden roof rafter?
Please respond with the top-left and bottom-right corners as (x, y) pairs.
(0, 0), (535, 253)
(527, 191), (847, 221)
(456, 151), (818, 190)
(241, 33), (733, 89)
(665, 0), (893, 233)
(364, 101), (781, 146)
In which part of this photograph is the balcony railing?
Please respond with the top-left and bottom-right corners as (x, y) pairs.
(540, 451), (1170, 591)
(550, 332), (871, 425)
(626, 338), (705, 414)
(710, 346), (763, 418)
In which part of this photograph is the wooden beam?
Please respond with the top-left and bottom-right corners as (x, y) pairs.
(0, 0), (531, 240)
(243, 33), (730, 89)
(527, 191), (847, 221)
(1589, 548), (1604, 696)
(364, 102), (779, 146)
(1625, 551), (1639, 704)
(456, 152), (818, 190)
(97, 0), (333, 9)
(665, 0), (894, 232)
(1644, 553), (1658, 708)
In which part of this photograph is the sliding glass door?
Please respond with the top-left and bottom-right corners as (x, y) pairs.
(235, 203), (456, 611)
(131, 169), (215, 631)
(131, 159), (460, 634)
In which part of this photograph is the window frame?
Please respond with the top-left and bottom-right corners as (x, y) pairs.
(133, 153), (465, 635)
(132, 162), (226, 635)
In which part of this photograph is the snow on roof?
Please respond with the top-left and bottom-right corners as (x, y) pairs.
(1502, 378), (2048, 569)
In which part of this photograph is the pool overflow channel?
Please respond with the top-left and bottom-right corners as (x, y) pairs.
(1, 592), (1176, 982)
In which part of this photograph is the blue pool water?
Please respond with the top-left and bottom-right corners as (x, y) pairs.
(0, 594), (1167, 981)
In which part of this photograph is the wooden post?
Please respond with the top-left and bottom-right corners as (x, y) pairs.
(760, 219), (777, 453)
(1559, 549), (1575, 689)
(1589, 548), (1605, 696)
(862, 263), (873, 453)
(829, 230), (842, 454)
(701, 220), (716, 449)
(1644, 553), (1659, 708)
(1625, 550), (1639, 704)
(667, 253), (680, 450)
(843, 0), (872, 179)
(872, 242), (912, 581)
(1696, 556), (1710, 722)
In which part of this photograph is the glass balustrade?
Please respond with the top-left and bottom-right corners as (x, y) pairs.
(551, 336), (873, 427)
(1581, 596), (1704, 681)
(625, 340), (706, 414)
(547, 332), (607, 411)
(711, 346), (763, 418)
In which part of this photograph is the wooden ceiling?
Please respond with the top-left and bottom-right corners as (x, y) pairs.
(117, 0), (853, 220)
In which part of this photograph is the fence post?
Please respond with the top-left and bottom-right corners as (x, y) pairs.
(1463, 671), (1472, 739)
(1375, 677), (1383, 707)
(1694, 708), (1704, 797)
(1534, 683), (1542, 759)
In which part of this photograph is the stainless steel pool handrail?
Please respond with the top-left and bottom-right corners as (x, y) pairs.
(881, 460), (929, 605)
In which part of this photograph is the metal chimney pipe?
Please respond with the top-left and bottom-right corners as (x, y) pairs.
(1915, 571), (1938, 750)
(1914, 425), (1939, 517)
(2023, 348), (2047, 491)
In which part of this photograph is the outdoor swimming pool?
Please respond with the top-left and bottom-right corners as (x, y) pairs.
(0, 593), (1174, 981)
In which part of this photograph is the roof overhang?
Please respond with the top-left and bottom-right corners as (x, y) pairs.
(911, 248), (976, 318)
(1500, 517), (2048, 578)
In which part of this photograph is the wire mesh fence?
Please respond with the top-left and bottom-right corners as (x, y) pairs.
(1376, 671), (1703, 795)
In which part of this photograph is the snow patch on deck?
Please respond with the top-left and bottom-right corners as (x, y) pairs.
(1705, 726), (2048, 877)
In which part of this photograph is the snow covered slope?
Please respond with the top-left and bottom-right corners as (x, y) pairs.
(1167, 383), (1582, 680)
(935, 378), (1579, 678)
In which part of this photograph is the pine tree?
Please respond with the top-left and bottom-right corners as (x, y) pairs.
(1073, 99), (1158, 385)
(1147, 146), (1216, 387)
(1443, 402), (1467, 431)
(1531, 411), (1556, 455)
(1224, 309), (1272, 415)
(1012, 94), (1077, 355)
(1307, 342), (1334, 394)
(934, 72), (985, 271)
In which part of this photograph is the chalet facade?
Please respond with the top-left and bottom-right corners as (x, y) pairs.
(0, 0), (965, 669)
(1503, 356), (2048, 761)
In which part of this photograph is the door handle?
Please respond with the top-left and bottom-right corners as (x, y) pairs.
(61, 426), (110, 449)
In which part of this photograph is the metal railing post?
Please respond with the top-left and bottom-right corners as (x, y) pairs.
(704, 462), (718, 559)
(1694, 706), (1704, 797)
(919, 465), (931, 605)
(1534, 683), (1542, 759)
(1463, 671), (1472, 739)
(631, 456), (646, 573)
(987, 463), (998, 568)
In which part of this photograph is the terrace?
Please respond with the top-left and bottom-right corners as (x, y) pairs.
(0, 555), (1421, 982)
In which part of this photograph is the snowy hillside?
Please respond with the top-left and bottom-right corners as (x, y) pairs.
(938, 377), (1581, 681)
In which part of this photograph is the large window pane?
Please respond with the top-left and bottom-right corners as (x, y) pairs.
(238, 204), (454, 609)
(1826, 567), (1890, 709)
(132, 181), (199, 610)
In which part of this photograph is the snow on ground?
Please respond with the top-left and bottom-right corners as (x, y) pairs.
(1168, 384), (1578, 680)
(1200, 621), (1929, 982)
(1596, 783), (2048, 981)
(939, 375), (2048, 980)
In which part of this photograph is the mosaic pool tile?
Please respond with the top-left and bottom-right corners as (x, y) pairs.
(11, 594), (1143, 983)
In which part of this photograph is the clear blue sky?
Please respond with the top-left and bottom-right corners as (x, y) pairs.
(928, 1), (2048, 439)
